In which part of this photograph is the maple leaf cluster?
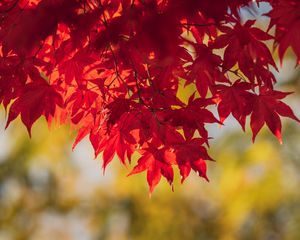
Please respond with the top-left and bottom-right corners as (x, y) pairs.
(1, 0), (299, 192)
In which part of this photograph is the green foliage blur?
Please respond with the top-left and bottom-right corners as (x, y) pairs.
(0, 61), (300, 240)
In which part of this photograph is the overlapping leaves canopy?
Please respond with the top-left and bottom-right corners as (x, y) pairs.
(0, 0), (299, 192)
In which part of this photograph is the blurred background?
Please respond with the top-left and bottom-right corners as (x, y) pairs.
(1, 3), (300, 240)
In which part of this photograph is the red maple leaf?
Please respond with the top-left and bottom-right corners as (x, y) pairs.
(128, 146), (176, 193)
(91, 112), (138, 169)
(249, 87), (299, 143)
(184, 43), (228, 97)
(214, 80), (253, 130)
(268, 0), (300, 63)
(5, 80), (63, 136)
(175, 138), (212, 183)
(214, 19), (277, 85)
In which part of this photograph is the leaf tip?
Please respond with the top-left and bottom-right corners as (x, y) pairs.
(25, 125), (33, 138)
(275, 130), (283, 145)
